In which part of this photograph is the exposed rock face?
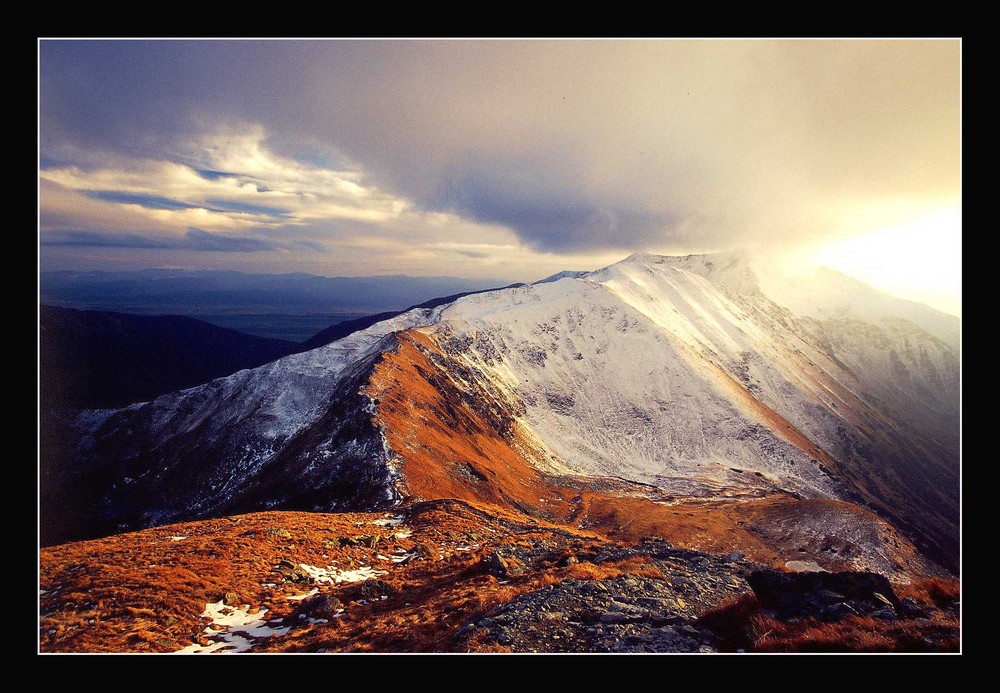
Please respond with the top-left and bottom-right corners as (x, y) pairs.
(747, 568), (902, 621)
(456, 539), (765, 653)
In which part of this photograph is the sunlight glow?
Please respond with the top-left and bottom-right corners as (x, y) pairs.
(814, 206), (961, 316)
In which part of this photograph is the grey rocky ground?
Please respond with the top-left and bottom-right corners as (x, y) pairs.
(455, 538), (763, 653)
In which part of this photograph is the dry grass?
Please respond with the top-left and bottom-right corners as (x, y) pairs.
(698, 593), (960, 653)
(40, 501), (606, 653)
(897, 577), (961, 609)
(365, 331), (573, 520)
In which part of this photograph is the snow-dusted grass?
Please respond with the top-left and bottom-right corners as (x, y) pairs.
(372, 514), (405, 527)
(175, 600), (290, 654)
(437, 262), (840, 499)
(298, 563), (387, 585)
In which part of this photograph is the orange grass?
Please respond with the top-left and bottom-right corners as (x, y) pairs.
(698, 594), (960, 653)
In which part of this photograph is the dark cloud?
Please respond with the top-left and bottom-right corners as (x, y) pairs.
(203, 198), (290, 217)
(42, 228), (276, 252)
(195, 168), (235, 181)
(85, 191), (201, 211)
(439, 175), (675, 252)
(83, 190), (290, 218)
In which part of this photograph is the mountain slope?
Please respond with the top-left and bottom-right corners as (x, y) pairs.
(38, 503), (958, 653)
(41, 253), (960, 573)
(39, 306), (297, 409)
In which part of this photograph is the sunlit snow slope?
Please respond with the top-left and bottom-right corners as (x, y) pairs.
(426, 252), (958, 566)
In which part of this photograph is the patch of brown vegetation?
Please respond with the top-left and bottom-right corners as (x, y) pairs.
(698, 593), (960, 653)
(39, 496), (959, 653)
(568, 491), (784, 565)
(365, 330), (573, 521)
(897, 577), (961, 609)
(39, 500), (614, 653)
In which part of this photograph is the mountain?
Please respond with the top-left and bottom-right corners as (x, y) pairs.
(40, 285), (522, 411)
(39, 306), (298, 410)
(40, 253), (960, 578)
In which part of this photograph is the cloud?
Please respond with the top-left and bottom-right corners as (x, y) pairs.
(85, 190), (203, 211)
(41, 228), (276, 252)
(440, 176), (675, 252)
(39, 39), (960, 290)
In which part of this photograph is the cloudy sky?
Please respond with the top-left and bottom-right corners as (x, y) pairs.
(38, 39), (961, 314)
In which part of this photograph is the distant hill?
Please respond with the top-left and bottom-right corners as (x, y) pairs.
(39, 269), (503, 320)
(40, 306), (298, 410)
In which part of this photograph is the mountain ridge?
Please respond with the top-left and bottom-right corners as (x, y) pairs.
(40, 252), (960, 575)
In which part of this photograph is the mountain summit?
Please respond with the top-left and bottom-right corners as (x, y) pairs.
(41, 253), (959, 575)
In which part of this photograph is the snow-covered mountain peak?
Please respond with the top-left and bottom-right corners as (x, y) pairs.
(45, 247), (959, 572)
(534, 269), (591, 285)
(619, 251), (670, 265)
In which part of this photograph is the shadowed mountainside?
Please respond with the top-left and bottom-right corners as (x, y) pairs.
(40, 306), (297, 410)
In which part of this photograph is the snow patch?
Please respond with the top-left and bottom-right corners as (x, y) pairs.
(298, 563), (387, 584)
(784, 560), (828, 573)
(175, 600), (291, 654)
(372, 514), (405, 527)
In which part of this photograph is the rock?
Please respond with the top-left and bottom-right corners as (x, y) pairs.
(747, 569), (902, 620)
(821, 602), (858, 622)
(872, 592), (895, 608)
(505, 557), (528, 577)
(411, 542), (435, 558)
(303, 593), (343, 619)
(900, 596), (930, 619)
(558, 555), (579, 568)
(223, 591), (241, 607)
(480, 550), (510, 577)
(816, 589), (846, 603)
(648, 611), (683, 626)
(871, 606), (898, 621)
(273, 560), (311, 583)
(599, 611), (629, 624)
(722, 551), (745, 562)
(266, 528), (292, 539)
(359, 579), (397, 600)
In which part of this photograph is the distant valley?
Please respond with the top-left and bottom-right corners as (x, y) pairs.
(40, 269), (503, 341)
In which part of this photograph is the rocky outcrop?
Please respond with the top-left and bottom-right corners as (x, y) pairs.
(747, 568), (902, 621)
(455, 539), (764, 653)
